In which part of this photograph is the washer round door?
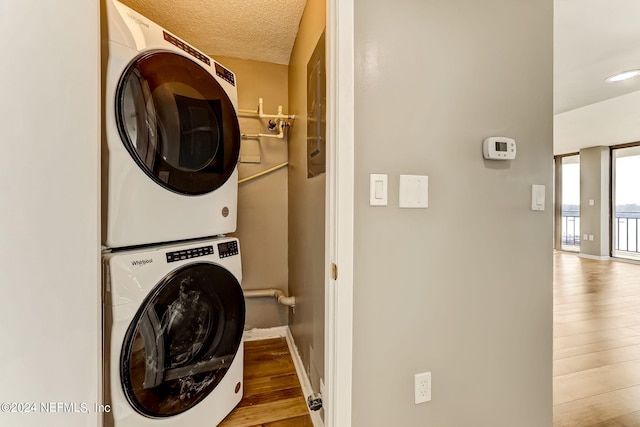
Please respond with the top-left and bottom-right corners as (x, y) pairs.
(120, 262), (245, 418)
(116, 51), (240, 195)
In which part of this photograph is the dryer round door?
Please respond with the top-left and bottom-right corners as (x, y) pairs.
(116, 51), (240, 195)
(120, 262), (245, 418)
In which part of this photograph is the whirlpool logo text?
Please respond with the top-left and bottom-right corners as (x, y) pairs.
(131, 259), (153, 267)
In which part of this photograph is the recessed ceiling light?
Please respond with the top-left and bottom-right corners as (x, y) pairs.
(606, 70), (640, 82)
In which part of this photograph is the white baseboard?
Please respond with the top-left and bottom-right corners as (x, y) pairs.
(284, 328), (325, 427)
(242, 326), (324, 427)
(242, 326), (289, 341)
(578, 253), (611, 261)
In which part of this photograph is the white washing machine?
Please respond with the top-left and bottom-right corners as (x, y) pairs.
(102, 0), (241, 249)
(102, 237), (245, 426)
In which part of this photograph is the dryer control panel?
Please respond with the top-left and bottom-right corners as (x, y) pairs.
(166, 245), (214, 263)
(217, 241), (239, 258)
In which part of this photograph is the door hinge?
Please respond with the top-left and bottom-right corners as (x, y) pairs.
(331, 263), (338, 280)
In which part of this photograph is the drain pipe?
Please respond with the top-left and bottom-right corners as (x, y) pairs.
(243, 288), (296, 307)
(238, 97), (294, 140)
(241, 118), (289, 139)
(238, 97), (296, 120)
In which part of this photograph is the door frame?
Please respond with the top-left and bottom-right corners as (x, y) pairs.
(325, 0), (354, 425)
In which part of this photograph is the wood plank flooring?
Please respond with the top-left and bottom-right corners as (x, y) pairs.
(554, 251), (640, 427)
(219, 337), (313, 427)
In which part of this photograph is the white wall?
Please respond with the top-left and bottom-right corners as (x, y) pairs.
(352, 0), (553, 425)
(0, 2), (100, 426)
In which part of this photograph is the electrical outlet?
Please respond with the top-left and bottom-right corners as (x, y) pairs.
(414, 372), (431, 404)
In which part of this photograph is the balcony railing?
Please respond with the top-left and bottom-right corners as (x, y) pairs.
(561, 212), (580, 248)
(561, 211), (640, 255)
(615, 212), (640, 254)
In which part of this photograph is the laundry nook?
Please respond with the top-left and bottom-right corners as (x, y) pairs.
(100, 0), (322, 425)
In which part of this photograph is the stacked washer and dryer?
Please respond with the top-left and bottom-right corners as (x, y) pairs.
(101, 1), (245, 425)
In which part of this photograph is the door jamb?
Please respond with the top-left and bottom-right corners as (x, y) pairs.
(325, 0), (355, 425)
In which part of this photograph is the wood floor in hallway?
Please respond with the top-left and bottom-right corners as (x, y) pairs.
(554, 251), (640, 426)
(219, 337), (314, 427)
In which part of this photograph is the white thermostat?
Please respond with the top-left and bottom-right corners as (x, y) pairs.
(483, 137), (516, 160)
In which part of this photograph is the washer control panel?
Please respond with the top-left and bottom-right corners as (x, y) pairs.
(166, 245), (213, 263)
(217, 240), (239, 258)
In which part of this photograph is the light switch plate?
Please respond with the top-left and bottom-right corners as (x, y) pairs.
(399, 175), (428, 208)
(369, 174), (388, 206)
(531, 184), (545, 211)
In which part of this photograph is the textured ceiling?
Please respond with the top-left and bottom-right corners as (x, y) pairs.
(119, 0), (307, 65)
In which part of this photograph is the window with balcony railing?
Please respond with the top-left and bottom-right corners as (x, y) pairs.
(612, 145), (640, 260)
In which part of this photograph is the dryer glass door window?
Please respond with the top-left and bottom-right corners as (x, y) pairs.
(120, 262), (245, 418)
(116, 51), (240, 195)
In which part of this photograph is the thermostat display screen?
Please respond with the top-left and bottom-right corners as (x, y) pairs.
(496, 141), (507, 152)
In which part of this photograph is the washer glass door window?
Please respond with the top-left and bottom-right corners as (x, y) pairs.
(120, 263), (245, 418)
(117, 51), (240, 195)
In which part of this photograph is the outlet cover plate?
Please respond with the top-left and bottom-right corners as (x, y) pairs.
(414, 372), (431, 404)
(400, 175), (428, 208)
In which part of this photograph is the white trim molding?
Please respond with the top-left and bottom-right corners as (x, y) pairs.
(285, 329), (325, 427)
(242, 326), (289, 341)
(578, 254), (611, 261)
(325, 0), (355, 426)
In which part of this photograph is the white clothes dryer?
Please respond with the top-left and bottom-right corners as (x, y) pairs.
(102, 237), (245, 426)
(102, 0), (241, 248)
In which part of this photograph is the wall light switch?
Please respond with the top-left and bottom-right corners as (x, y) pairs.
(370, 174), (388, 206)
(399, 175), (428, 208)
(589, 199), (595, 206)
(531, 184), (545, 211)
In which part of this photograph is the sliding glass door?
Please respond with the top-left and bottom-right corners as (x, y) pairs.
(560, 155), (580, 251)
(612, 145), (640, 260)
